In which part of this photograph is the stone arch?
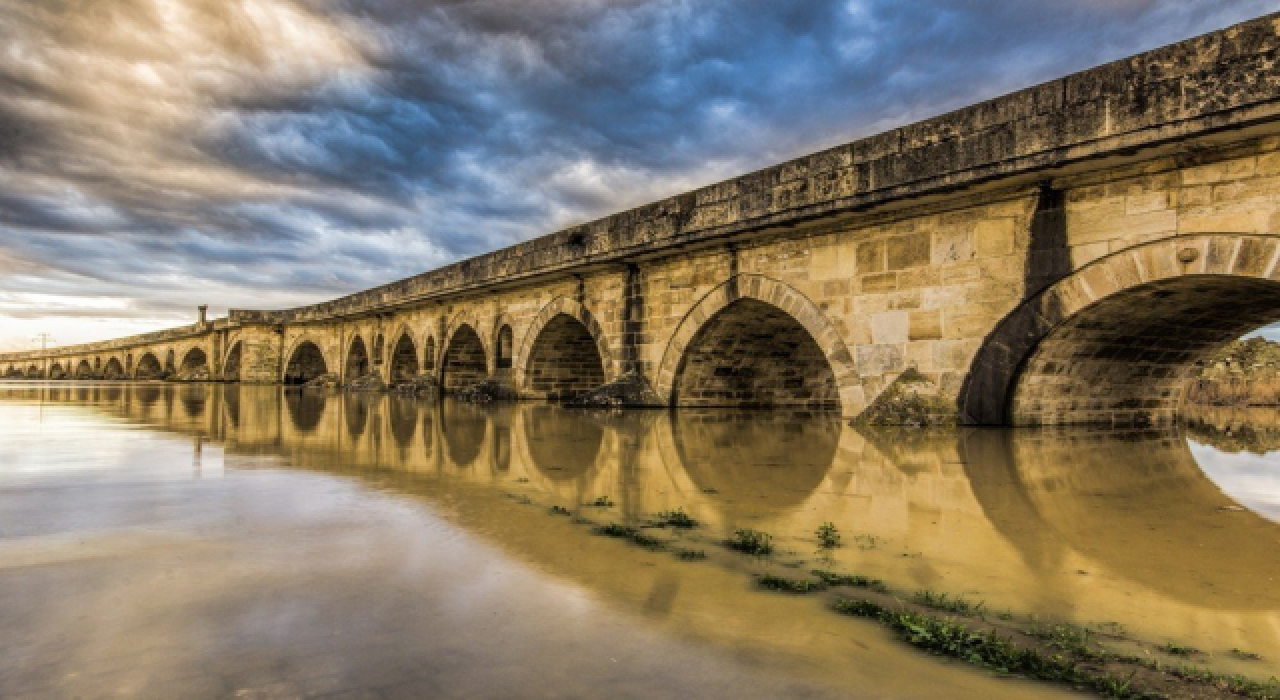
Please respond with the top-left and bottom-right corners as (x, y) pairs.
(49, 362), (67, 379)
(103, 356), (125, 379)
(223, 340), (242, 381)
(179, 347), (208, 377)
(424, 335), (438, 372)
(371, 332), (386, 368)
(516, 297), (614, 393)
(283, 338), (329, 385)
(389, 327), (419, 381)
(655, 274), (860, 413)
(75, 359), (93, 379)
(517, 299), (612, 401)
(25, 364), (41, 379)
(135, 352), (163, 379)
(164, 348), (176, 375)
(4, 365), (21, 378)
(441, 317), (488, 393)
(344, 334), (370, 382)
(960, 233), (1280, 427)
(494, 321), (515, 371)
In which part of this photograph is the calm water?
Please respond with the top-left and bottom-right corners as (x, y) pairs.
(1, 383), (1278, 698)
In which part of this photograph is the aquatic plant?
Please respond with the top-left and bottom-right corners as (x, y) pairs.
(913, 590), (985, 617)
(653, 507), (698, 528)
(725, 528), (773, 556)
(1232, 648), (1264, 661)
(675, 548), (706, 561)
(589, 496), (614, 507)
(757, 574), (827, 593)
(833, 599), (1159, 699)
(810, 569), (888, 593)
(549, 505), (572, 516)
(1158, 642), (1199, 657)
(1027, 620), (1108, 661)
(592, 523), (664, 550)
(815, 522), (840, 548)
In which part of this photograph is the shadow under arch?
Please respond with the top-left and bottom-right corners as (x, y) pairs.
(441, 324), (488, 393)
(284, 339), (329, 385)
(959, 427), (1280, 610)
(961, 234), (1280, 426)
(654, 274), (860, 415)
(516, 297), (614, 398)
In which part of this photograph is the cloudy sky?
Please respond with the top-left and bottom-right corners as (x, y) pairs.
(1, 0), (1277, 350)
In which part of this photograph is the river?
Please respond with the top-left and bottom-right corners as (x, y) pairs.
(1, 383), (1277, 698)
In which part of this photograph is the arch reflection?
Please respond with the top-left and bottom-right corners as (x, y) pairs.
(521, 405), (605, 482)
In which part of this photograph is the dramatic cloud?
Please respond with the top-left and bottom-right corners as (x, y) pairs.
(0, 0), (1276, 349)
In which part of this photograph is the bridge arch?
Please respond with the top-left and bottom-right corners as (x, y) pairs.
(103, 356), (125, 379)
(179, 347), (208, 377)
(961, 233), (1280, 427)
(388, 326), (419, 381)
(164, 348), (176, 375)
(283, 338), (330, 385)
(49, 362), (66, 380)
(517, 297), (612, 401)
(441, 320), (488, 393)
(25, 364), (41, 379)
(655, 274), (860, 413)
(75, 359), (93, 379)
(135, 352), (162, 380)
(344, 334), (371, 382)
(493, 316), (515, 372)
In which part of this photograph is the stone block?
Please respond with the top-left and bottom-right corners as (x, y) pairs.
(932, 228), (974, 265)
(857, 240), (885, 273)
(908, 310), (943, 340)
(871, 311), (909, 344)
(886, 233), (930, 270)
(974, 219), (1016, 257)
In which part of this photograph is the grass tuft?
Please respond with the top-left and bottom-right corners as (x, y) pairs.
(757, 574), (827, 593)
(725, 528), (773, 556)
(815, 522), (841, 548)
(549, 505), (572, 516)
(913, 590), (985, 617)
(675, 548), (706, 561)
(653, 508), (698, 528)
(811, 569), (889, 593)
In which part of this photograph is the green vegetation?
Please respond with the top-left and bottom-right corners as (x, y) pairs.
(653, 507), (698, 528)
(1160, 664), (1279, 699)
(515, 477), (529, 483)
(913, 590), (985, 617)
(810, 569), (889, 593)
(1158, 642), (1200, 657)
(1187, 337), (1280, 406)
(833, 599), (1158, 699)
(815, 522), (840, 548)
(757, 573), (827, 593)
(592, 522), (664, 550)
(725, 528), (773, 556)
(589, 496), (614, 507)
(1027, 620), (1108, 661)
(675, 548), (706, 561)
(549, 505), (572, 516)
(1232, 648), (1264, 661)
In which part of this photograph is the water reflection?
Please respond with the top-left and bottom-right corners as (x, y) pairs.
(6, 383), (1280, 673)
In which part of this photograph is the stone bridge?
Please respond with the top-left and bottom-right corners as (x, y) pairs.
(5, 13), (1280, 427)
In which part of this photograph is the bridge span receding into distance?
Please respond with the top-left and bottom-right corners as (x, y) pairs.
(5, 12), (1280, 427)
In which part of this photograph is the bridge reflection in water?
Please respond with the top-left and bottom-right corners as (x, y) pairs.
(6, 384), (1280, 677)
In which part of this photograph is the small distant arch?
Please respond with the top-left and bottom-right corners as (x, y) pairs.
(164, 348), (176, 375)
(75, 359), (93, 379)
(495, 324), (514, 370)
(345, 335), (370, 382)
(424, 335), (437, 371)
(372, 332), (386, 368)
(49, 362), (67, 380)
(25, 364), (41, 379)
